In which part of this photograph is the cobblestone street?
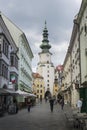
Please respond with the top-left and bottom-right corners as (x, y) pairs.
(0, 101), (76, 130)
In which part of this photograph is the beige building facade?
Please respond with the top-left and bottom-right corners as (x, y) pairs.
(62, 0), (87, 110)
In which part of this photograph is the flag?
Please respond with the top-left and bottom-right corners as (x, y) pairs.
(11, 75), (16, 83)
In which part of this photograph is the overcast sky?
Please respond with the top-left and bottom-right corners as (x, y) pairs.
(0, 0), (82, 72)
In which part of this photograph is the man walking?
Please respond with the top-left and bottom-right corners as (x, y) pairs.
(60, 97), (64, 110)
(49, 97), (54, 112)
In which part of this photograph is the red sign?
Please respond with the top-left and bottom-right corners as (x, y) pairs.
(56, 65), (63, 71)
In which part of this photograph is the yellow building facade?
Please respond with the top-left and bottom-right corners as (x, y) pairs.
(53, 76), (59, 98)
(32, 73), (45, 100)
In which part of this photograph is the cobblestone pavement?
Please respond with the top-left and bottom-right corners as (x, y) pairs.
(0, 100), (75, 130)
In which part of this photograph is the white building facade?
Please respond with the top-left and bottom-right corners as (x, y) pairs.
(18, 34), (33, 92)
(1, 12), (34, 93)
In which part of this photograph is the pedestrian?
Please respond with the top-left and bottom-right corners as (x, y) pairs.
(13, 97), (18, 114)
(49, 97), (54, 112)
(60, 97), (64, 110)
(27, 99), (31, 112)
(77, 98), (83, 113)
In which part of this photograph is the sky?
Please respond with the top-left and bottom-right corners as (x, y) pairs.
(0, 0), (82, 72)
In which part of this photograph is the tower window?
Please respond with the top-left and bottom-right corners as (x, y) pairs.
(47, 65), (49, 68)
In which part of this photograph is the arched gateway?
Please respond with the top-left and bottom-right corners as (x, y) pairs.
(44, 90), (51, 99)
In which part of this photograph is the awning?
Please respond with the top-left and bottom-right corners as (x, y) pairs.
(0, 88), (17, 95)
(15, 90), (36, 97)
(29, 93), (37, 97)
(16, 90), (31, 97)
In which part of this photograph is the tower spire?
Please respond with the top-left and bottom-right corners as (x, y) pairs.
(40, 21), (51, 52)
(45, 20), (46, 28)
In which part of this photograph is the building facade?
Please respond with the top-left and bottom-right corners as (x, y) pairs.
(61, 0), (87, 111)
(1, 13), (34, 93)
(77, 0), (87, 112)
(53, 70), (59, 98)
(0, 12), (18, 90)
(32, 73), (45, 99)
(18, 34), (33, 93)
(37, 22), (54, 96)
(0, 12), (19, 109)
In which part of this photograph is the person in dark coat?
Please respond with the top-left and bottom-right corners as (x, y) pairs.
(13, 98), (18, 113)
(49, 97), (54, 112)
(60, 97), (64, 110)
(27, 99), (31, 112)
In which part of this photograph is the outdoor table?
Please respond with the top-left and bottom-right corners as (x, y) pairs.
(73, 112), (87, 129)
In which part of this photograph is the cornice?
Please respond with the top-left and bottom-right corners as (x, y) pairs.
(77, 0), (87, 23)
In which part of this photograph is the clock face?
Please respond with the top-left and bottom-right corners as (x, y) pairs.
(47, 54), (49, 57)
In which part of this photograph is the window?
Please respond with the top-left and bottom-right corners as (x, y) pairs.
(84, 24), (87, 34)
(0, 60), (1, 75)
(6, 45), (9, 57)
(37, 90), (39, 93)
(6, 68), (8, 79)
(3, 40), (5, 53)
(40, 90), (42, 93)
(40, 85), (42, 88)
(0, 37), (1, 53)
(2, 64), (4, 76)
(37, 84), (39, 87)
(2, 38), (9, 58)
(4, 66), (6, 78)
(0, 44), (1, 53)
(10, 55), (14, 66)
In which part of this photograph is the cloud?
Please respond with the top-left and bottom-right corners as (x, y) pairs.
(0, 0), (82, 72)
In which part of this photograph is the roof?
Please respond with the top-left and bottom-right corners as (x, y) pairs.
(0, 12), (23, 46)
(0, 12), (33, 57)
(32, 73), (43, 79)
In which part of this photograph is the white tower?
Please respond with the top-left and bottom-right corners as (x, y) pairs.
(37, 21), (54, 96)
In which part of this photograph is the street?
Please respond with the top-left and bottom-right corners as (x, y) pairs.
(0, 101), (74, 130)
